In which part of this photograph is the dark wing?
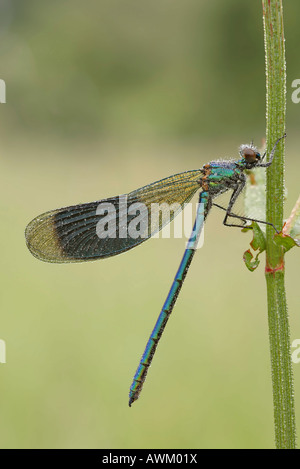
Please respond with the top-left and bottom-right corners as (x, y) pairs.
(25, 170), (202, 263)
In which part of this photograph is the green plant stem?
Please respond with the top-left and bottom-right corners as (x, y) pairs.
(262, 0), (296, 448)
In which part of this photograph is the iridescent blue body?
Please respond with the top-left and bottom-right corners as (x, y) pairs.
(25, 135), (285, 406)
(129, 192), (208, 405)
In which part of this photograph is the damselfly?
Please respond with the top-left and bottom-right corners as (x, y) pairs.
(25, 134), (285, 406)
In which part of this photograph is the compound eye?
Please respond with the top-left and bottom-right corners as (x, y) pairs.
(242, 148), (257, 163)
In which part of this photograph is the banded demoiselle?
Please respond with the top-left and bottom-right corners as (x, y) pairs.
(25, 135), (285, 406)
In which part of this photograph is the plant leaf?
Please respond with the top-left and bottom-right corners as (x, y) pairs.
(273, 232), (299, 252)
(242, 222), (266, 271)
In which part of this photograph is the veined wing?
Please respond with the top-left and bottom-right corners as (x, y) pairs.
(25, 170), (202, 263)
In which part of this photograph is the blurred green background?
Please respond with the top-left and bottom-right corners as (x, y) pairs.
(0, 0), (299, 449)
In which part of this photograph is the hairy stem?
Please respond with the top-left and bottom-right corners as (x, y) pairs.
(262, 0), (296, 449)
